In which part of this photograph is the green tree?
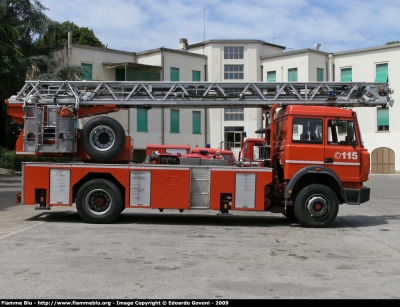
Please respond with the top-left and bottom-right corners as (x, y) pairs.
(0, 0), (50, 149)
(0, 23), (23, 149)
(35, 21), (104, 49)
(0, 1), (104, 149)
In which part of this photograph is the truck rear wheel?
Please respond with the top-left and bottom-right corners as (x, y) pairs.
(81, 116), (125, 162)
(76, 179), (123, 223)
(294, 184), (339, 228)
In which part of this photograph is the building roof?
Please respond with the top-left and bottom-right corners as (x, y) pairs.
(333, 42), (400, 56)
(261, 48), (329, 59)
(103, 62), (162, 72)
(187, 39), (286, 49)
(136, 47), (207, 58)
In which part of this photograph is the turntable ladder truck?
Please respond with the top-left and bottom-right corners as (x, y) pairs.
(5, 81), (394, 227)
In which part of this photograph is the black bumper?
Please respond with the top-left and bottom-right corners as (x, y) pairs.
(343, 186), (370, 205)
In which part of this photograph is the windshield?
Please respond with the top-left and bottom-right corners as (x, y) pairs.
(254, 144), (269, 160)
(356, 119), (364, 147)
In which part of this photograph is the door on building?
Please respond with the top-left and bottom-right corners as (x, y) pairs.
(371, 147), (395, 174)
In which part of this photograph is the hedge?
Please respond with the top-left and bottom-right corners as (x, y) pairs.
(0, 147), (77, 172)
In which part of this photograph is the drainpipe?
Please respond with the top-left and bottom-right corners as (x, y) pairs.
(328, 53), (334, 81)
(204, 64), (208, 146)
(125, 65), (130, 136)
(161, 48), (165, 144)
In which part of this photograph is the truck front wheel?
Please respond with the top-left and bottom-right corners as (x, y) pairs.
(294, 184), (339, 228)
(76, 179), (123, 223)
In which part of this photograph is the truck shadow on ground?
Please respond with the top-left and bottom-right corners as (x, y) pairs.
(24, 210), (400, 228)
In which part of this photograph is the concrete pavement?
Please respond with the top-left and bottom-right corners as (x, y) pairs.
(1, 172), (400, 299)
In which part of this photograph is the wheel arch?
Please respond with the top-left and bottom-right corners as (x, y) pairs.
(285, 166), (344, 203)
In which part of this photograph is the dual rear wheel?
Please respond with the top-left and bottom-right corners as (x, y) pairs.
(76, 179), (123, 223)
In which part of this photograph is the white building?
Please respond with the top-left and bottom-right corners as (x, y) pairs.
(52, 36), (399, 172)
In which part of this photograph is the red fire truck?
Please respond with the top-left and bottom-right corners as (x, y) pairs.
(5, 81), (393, 227)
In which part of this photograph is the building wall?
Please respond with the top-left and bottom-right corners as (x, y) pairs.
(137, 49), (207, 81)
(132, 50), (208, 149)
(262, 51), (328, 82)
(333, 44), (400, 170)
(53, 44), (137, 80)
(51, 40), (399, 170)
(187, 41), (285, 156)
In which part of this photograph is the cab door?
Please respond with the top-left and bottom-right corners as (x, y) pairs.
(324, 118), (361, 183)
(285, 117), (325, 179)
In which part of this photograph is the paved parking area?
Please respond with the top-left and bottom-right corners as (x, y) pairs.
(0, 170), (73, 239)
(1, 171), (400, 299)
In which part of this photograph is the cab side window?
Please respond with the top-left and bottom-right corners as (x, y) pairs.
(328, 120), (358, 145)
(292, 118), (322, 144)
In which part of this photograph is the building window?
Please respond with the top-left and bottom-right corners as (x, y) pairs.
(317, 68), (324, 81)
(341, 68), (352, 81)
(267, 71), (276, 82)
(375, 63), (388, 82)
(224, 65), (244, 79)
(192, 111), (201, 134)
(81, 63), (92, 80)
(192, 70), (201, 81)
(170, 67), (179, 81)
(224, 108), (244, 121)
(377, 107), (389, 131)
(170, 109), (179, 133)
(288, 68), (298, 81)
(137, 108), (148, 132)
(224, 46), (244, 59)
(224, 127), (244, 148)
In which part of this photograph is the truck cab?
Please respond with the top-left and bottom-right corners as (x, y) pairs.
(239, 135), (269, 166)
(273, 105), (370, 206)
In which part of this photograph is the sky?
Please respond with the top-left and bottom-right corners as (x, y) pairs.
(38, 0), (400, 53)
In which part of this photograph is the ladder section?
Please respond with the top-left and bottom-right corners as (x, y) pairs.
(8, 81), (393, 108)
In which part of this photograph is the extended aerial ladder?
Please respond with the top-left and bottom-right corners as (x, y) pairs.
(6, 81), (393, 160)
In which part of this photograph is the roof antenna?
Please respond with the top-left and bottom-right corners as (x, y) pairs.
(139, 23), (143, 51)
(273, 28), (275, 44)
(203, 7), (206, 41)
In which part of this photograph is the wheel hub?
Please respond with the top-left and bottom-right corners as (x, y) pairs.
(306, 195), (328, 217)
(94, 196), (105, 207)
(85, 189), (112, 215)
(89, 125), (116, 151)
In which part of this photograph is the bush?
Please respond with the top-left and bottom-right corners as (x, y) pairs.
(0, 147), (77, 172)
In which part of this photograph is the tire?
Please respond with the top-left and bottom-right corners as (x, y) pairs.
(294, 184), (339, 228)
(76, 179), (123, 223)
(81, 116), (125, 162)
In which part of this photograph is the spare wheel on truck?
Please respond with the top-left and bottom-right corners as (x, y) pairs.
(80, 116), (125, 162)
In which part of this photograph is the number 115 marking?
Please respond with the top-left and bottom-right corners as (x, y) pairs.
(334, 152), (358, 160)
